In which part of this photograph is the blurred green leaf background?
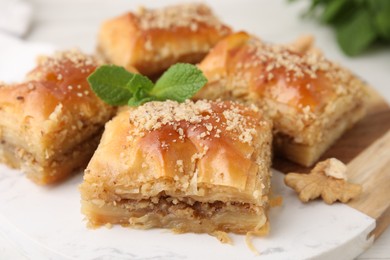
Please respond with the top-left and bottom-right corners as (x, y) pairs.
(293, 0), (390, 56)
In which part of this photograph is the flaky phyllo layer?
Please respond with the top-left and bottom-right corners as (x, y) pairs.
(80, 100), (272, 234)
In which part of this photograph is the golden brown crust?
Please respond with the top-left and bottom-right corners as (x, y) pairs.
(0, 50), (115, 184)
(98, 3), (232, 76)
(195, 32), (368, 166)
(80, 100), (272, 234)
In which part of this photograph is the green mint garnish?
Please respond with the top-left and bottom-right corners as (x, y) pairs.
(87, 65), (133, 106)
(151, 63), (207, 102)
(88, 63), (207, 107)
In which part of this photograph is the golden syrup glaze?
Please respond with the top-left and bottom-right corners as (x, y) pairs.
(199, 32), (352, 113)
(136, 102), (258, 190)
(228, 40), (335, 111)
(89, 101), (271, 193)
(0, 50), (102, 121)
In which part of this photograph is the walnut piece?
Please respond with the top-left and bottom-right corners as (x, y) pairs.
(314, 158), (347, 180)
(284, 158), (362, 204)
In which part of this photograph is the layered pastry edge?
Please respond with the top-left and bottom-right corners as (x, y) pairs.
(0, 50), (115, 184)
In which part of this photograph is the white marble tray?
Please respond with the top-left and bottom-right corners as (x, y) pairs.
(0, 164), (375, 260)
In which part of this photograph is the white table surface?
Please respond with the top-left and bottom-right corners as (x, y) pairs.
(1, 0), (389, 259)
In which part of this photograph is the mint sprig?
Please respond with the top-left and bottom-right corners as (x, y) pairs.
(88, 63), (207, 107)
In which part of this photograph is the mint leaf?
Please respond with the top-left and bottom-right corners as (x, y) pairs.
(126, 73), (154, 93)
(151, 63), (207, 102)
(321, 0), (348, 24)
(375, 11), (390, 40)
(89, 63), (207, 107)
(88, 65), (134, 106)
(128, 96), (156, 107)
(336, 9), (377, 56)
(125, 73), (155, 106)
(370, 0), (390, 40)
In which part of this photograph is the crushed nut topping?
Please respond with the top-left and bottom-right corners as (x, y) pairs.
(284, 158), (362, 204)
(36, 49), (99, 72)
(136, 4), (225, 31)
(227, 35), (360, 114)
(247, 38), (333, 81)
(23, 49), (101, 101)
(127, 100), (265, 146)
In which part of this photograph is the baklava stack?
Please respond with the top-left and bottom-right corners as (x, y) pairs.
(98, 3), (232, 77)
(80, 100), (272, 234)
(0, 50), (115, 184)
(196, 32), (368, 166)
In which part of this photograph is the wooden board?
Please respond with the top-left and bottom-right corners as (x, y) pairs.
(274, 87), (390, 240)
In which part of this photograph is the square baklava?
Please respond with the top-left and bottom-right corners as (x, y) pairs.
(0, 50), (115, 184)
(195, 32), (368, 167)
(80, 100), (272, 235)
(98, 3), (232, 77)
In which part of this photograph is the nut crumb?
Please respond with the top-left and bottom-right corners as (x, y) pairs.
(105, 223), (113, 229)
(315, 158), (347, 180)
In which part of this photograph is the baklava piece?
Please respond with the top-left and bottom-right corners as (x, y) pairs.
(80, 100), (272, 235)
(195, 32), (368, 167)
(98, 3), (231, 77)
(0, 50), (115, 184)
